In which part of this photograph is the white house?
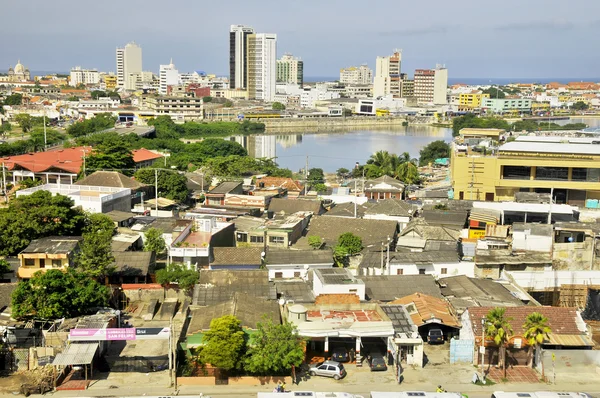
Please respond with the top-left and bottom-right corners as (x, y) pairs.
(265, 249), (333, 280)
(511, 223), (553, 253)
(312, 268), (365, 300)
(360, 251), (474, 279)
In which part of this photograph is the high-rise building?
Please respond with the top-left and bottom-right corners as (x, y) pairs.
(230, 25), (255, 89)
(339, 65), (373, 85)
(69, 67), (100, 87)
(373, 50), (401, 98)
(277, 54), (303, 86)
(116, 42), (143, 90)
(247, 33), (277, 102)
(159, 59), (179, 95)
(414, 65), (448, 105)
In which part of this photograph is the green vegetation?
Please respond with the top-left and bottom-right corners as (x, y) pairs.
(15, 114), (33, 133)
(452, 113), (510, 136)
(134, 169), (190, 202)
(0, 259), (10, 275)
(485, 307), (514, 378)
(523, 312), (551, 366)
(11, 268), (109, 320)
(202, 96), (212, 103)
(67, 96), (79, 102)
(3, 93), (23, 106)
(307, 168), (325, 183)
(144, 227), (166, 254)
(272, 102), (286, 111)
(313, 183), (327, 193)
(572, 101), (589, 111)
(482, 87), (506, 99)
(148, 115), (264, 139)
(336, 168), (349, 178)
(199, 315), (245, 371)
(333, 232), (363, 266)
(308, 235), (322, 249)
(244, 318), (305, 375)
(0, 191), (85, 256)
(511, 120), (587, 132)
(85, 134), (135, 173)
(355, 151), (420, 183)
(91, 90), (120, 100)
(0, 128), (66, 156)
(419, 141), (450, 166)
(75, 213), (115, 278)
(156, 263), (198, 290)
(66, 113), (117, 137)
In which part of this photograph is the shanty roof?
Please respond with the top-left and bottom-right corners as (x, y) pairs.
(20, 236), (81, 255)
(475, 249), (552, 265)
(112, 251), (154, 275)
(364, 199), (415, 217)
(193, 270), (276, 306)
(106, 210), (135, 223)
(1, 146), (92, 174)
(421, 210), (468, 228)
(307, 216), (398, 249)
(390, 293), (460, 328)
(207, 181), (243, 195)
(52, 342), (99, 366)
(325, 202), (373, 218)
(400, 218), (461, 242)
(275, 280), (315, 303)
(76, 171), (146, 189)
(210, 247), (264, 266)
(361, 274), (443, 301)
(269, 198), (325, 215)
(0, 283), (17, 311)
(266, 249), (333, 265)
(440, 275), (524, 308)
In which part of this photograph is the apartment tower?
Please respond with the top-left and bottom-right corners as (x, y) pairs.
(277, 54), (303, 86)
(116, 42), (142, 90)
(414, 65), (448, 105)
(229, 25), (255, 89)
(339, 65), (373, 85)
(373, 50), (401, 98)
(159, 59), (179, 95)
(246, 33), (277, 102)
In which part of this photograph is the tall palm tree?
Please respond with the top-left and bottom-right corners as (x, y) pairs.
(485, 307), (513, 378)
(523, 312), (551, 368)
(395, 161), (420, 185)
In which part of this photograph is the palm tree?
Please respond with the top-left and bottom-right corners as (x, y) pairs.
(523, 312), (551, 368)
(395, 161), (420, 185)
(485, 307), (513, 378)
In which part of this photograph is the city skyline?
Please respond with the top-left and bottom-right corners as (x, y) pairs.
(1, 0), (600, 79)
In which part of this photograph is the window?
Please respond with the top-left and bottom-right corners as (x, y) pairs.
(236, 232), (248, 242)
(250, 235), (264, 243)
(269, 236), (285, 244)
(24, 258), (35, 266)
(274, 272), (283, 279)
(418, 268), (426, 275)
(441, 268), (448, 275)
(502, 166), (531, 180)
(379, 192), (385, 200)
(536, 167), (568, 181)
(293, 271), (301, 278)
(52, 259), (62, 267)
(349, 289), (357, 293)
(397, 269), (404, 275)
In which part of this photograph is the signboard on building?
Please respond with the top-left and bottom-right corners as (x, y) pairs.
(468, 229), (486, 239)
(69, 327), (170, 341)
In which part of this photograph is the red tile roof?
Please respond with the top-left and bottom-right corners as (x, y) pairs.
(256, 177), (304, 192)
(315, 294), (360, 305)
(132, 148), (163, 163)
(468, 306), (584, 337)
(391, 293), (460, 328)
(0, 146), (92, 174)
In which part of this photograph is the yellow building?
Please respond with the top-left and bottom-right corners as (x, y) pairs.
(104, 75), (118, 91)
(531, 102), (551, 112)
(451, 133), (600, 204)
(17, 236), (81, 279)
(458, 93), (490, 110)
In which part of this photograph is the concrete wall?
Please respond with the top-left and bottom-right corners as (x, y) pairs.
(263, 116), (419, 133)
(540, 349), (600, 374)
(512, 231), (552, 252)
(553, 239), (597, 271)
(177, 376), (290, 386)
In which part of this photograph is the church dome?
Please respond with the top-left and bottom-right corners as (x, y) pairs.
(14, 60), (25, 74)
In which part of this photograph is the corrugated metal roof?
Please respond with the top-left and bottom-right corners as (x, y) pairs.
(546, 334), (595, 347)
(52, 343), (98, 366)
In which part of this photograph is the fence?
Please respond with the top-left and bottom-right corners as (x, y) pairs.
(449, 338), (474, 364)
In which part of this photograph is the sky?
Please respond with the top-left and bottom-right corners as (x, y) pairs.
(2, 0), (600, 79)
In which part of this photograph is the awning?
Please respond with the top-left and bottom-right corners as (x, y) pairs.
(52, 342), (99, 366)
(470, 209), (499, 224)
(545, 334), (595, 347)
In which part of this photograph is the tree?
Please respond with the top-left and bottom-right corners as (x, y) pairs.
(336, 168), (350, 178)
(451, 113), (510, 136)
(14, 114), (33, 133)
(343, 108), (353, 117)
(223, 100), (234, 108)
(313, 183), (327, 193)
(0, 259), (10, 275)
(485, 307), (514, 378)
(199, 315), (245, 371)
(0, 191), (85, 256)
(202, 96), (213, 103)
(11, 268), (109, 320)
(308, 168), (324, 183)
(308, 235), (322, 249)
(419, 140), (450, 166)
(272, 102), (286, 111)
(244, 318), (305, 375)
(144, 227), (166, 254)
(572, 101), (589, 111)
(4, 93), (23, 106)
(85, 135), (135, 172)
(523, 312), (551, 367)
(155, 263), (198, 290)
(75, 213), (115, 278)
(482, 87), (506, 99)
(395, 161), (420, 185)
(134, 168), (190, 202)
(337, 232), (363, 255)
(67, 96), (79, 102)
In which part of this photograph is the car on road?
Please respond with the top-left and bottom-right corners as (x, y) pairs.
(367, 352), (388, 371)
(308, 360), (347, 380)
(331, 347), (350, 362)
(427, 328), (444, 344)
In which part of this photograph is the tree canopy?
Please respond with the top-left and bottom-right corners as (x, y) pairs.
(485, 307), (514, 378)
(134, 168), (190, 202)
(308, 168), (324, 183)
(155, 263), (198, 290)
(419, 140), (450, 166)
(144, 227), (166, 254)
(75, 213), (115, 278)
(66, 113), (117, 137)
(85, 134), (135, 173)
(244, 318), (305, 375)
(272, 102), (286, 111)
(11, 268), (109, 320)
(0, 191), (84, 256)
(572, 101), (589, 111)
(4, 93), (23, 106)
(14, 114), (33, 133)
(451, 113), (510, 136)
(482, 87), (506, 99)
(523, 312), (551, 366)
(199, 315), (246, 371)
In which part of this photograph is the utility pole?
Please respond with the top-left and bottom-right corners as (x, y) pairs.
(169, 318), (173, 386)
(380, 242), (384, 274)
(386, 235), (390, 275)
(43, 109), (47, 150)
(354, 179), (357, 218)
(1, 162), (6, 204)
(81, 149), (86, 177)
(470, 158), (475, 200)
(480, 318), (486, 383)
(155, 168), (159, 215)
(548, 186), (554, 224)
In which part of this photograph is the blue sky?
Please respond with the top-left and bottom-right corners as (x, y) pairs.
(2, 0), (600, 78)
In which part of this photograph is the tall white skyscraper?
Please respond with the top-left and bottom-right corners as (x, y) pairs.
(339, 65), (373, 85)
(159, 59), (179, 95)
(414, 65), (448, 105)
(116, 42), (142, 90)
(229, 25), (255, 89)
(373, 49), (402, 98)
(247, 33), (277, 102)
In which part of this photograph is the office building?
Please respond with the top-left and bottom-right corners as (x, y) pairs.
(159, 59), (179, 95)
(481, 97), (533, 114)
(373, 50), (401, 98)
(340, 65), (373, 85)
(230, 25), (255, 89)
(451, 133), (600, 204)
(69, 67), (100, 86)
(414, 66), (448, 105)
(459, 92), (490, 111)
(247, 33), (277, 102)
(277, 54), (303, 86)
(116, 41), (143, 90)
(400, 75), (414, 98)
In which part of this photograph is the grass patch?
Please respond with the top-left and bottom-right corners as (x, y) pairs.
(473, 378), (496, 386)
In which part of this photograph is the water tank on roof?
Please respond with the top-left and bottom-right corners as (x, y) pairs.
(288, 304), (307, 325)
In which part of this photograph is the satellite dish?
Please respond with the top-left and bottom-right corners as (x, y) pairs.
(278, 298), (286, 306)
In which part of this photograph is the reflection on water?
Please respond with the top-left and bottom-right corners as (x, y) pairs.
(227, 126), (453, 172)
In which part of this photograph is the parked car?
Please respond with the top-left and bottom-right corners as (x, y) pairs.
(331, 347), (350, 362)
(368, 353), (388, 371)
(308, 360), (347, 380)
(428, 328), (444, 344)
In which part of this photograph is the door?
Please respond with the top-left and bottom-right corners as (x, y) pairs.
(39, 259), (45, 268)
(485, 192), (494, 201)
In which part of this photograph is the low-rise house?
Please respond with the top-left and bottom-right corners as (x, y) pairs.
(108, 251), (155, 284)
(359, 250), (472, 278)
(361, 274), (443, 302)
(421, 209), (468, 229)
(224, 192), (273, 211)
(275, 280), (315, 303)
(205, 181), (243, 207)
(553, 222), (600, 271)
(209, 247), (264, 269)
(266, 249), (334, 280)
(106, 210), (136, 228)
(511, 223), (553, 253)
(380, 304), (424, 367)
(255, 177), (305, 198)
(324, 202), (372, 219)
(305, 216), (398, 250)
(233, 212), (312, 249)
(18, 237), (81, 279)
(474, 248), (552, 279)
(461, 306), (595, 367)
(192, 270), (276, 306)
(131, 148), (164, 168)
(75, 171), (150, 206)
(312, 268), (366, 300)
(364, 175), (405, 200)
(363, 200), (416, 232)
(396, 218), (460, 252)
(268, 198), (326, 215)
